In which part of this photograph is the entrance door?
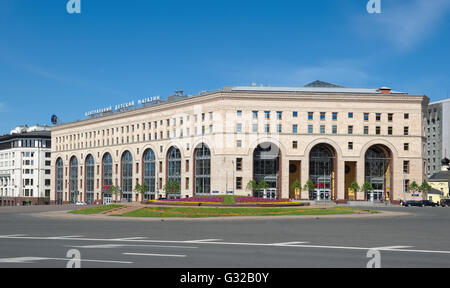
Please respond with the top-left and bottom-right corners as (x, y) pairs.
(315, 176), (332, 201)
(368, 178), (384, 202)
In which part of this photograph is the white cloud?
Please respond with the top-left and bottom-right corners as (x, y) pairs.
(356, 0), (450, 50)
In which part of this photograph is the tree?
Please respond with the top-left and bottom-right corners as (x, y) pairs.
(246, 180), (258, 195)
(349, 181), (361, 193)
(408, 181), (420, 194)
(257, 179), (269, 190)
(303, 179), (315, 199)
(291, 180), (302, 200)
(419, 180), (432, 194)
(109, 185), (121, 203)
(163, 180), (180, 197)
(134, 183), (149, 203)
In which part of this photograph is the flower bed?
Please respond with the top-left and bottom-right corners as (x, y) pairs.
(161, 197), (224, 203)
(147, 196), (302, 207)
(235, 197), (291, 203)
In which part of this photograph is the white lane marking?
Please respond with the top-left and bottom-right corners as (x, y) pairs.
(370, 246), (413, 250)
(110, 237), (148, 241)
(69, 244), (198, 249)
(124, 253), (186, 258)
(0, 257), (132, 264)
(47, 235), (84, 239)
(0, 234), (27, 238)
(272, 242), (309, 246)
(2, 235), (450, 255)
(184, 239), (223, 243)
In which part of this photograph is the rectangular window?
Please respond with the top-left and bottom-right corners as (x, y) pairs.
(293, 111), (298, 118)
(265, 111), (270, 119)
(332, 125), (337, 134)
(308, 112), (314, 120)
(348, 126), (353, 135)
(348, 142), (354, 150)
(404, 127), (409, 136)
(265, 124), (270, 133)
(186, 177), (189, 190)
(388, 113), (393, 122)
(252, 124), (258, 133)
(293, 141), (298, 149)
(320, 125), (325, 134)
(186, 160), (189, 172)
(237, 140), (242, 148)
(403, 161), (410, 174)
(332, 112), (338, 121)
(320, 112), (326, 120)
(364, 126), (369, 135)
(236, 158), (242, 171)
(364, 113), (369, 121)
(237, 123), (242, 133)
(277, 124), (282, 133)
(237, 110), (242, 117)
(277, 111), (282, 120)
(376, 126), (381, 135)
(404, 113), (409, 119)
(348, 112), (353, 119)
(376, 113), (381, 121)
(404, 143), (409, 151)
(253, 111), (258, 119)
(236, 177), (242, 190)
(388, 127), (393, 135)
(292, 125), (298, 134)
(308, 125), (313, 134)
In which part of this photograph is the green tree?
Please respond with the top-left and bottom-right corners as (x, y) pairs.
(419, 180), (432, 194)
(246, 180), (258, 194)
(109, 185), (121, 203)
(349, 181), (361, 193)
(134, 183), (149, 202)
(362, 182), (374, 192)
(303, 179), (315, 194)
(408, 181), (420, 193)
(257, 179), (270, 190)
(163, 180), (181, 197)
(291, 180), (302, 191)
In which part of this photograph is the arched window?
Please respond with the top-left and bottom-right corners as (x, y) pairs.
(167, 147), (181, 197)
(102, 153), (113, 202)
(143, 149), (156, 200)
(365, 145), (392, 202)
(121, 151), (133, 202)
(195, 144), (211, 195)
(69, 156), (78, 204)
(56, 158), (63, 205)
(309, 144), (336, 201)
(253, 142), (280, 199)
(85, 155), (94, 204)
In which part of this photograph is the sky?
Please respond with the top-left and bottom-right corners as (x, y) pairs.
(0, 0), (449, 134)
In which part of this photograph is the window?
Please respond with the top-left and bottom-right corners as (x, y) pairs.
(403, 161), (410, 174)
(320, 112), (326, 120)
(332, 112), (338, 120)
(265, 124), (270, 133)
(364, 126), (369, 135)
(293, 111), (298, 118)
(364, 113), (369, 121)
(332, 125), (337, 134)
(388, 113), (393, 121)
(293, 141), (298, 149)
(277, 111), (282, 120)
(348, 142), (353, 150)
(388, 127), (393, 135)
(404, 127), (409, 136)
(308, 125), (313, 134)
(376, 113), (381, 121)
(236, 158), (242, 171)
(348, 112), (353, 118)
(236, 177), (242, 190)
(237, 110), (242, 117)
(404, 143), (409, 151)
(292, 125), (298, 134)
(376, 126), (381, 135)
(237, 140), (242, 148)
(237, 123), (242, 133)
(252, 111), (258, 119)
(348, 126), (353, 135)
(404, 113), (409, 119)
(320, 125), (325, 134)
(277, 124), (282, 133)
(264, 111), (270, 119)
(252, 124), (258, 133)
(308, 112), (314, 120)
(186, 160), (189, 172)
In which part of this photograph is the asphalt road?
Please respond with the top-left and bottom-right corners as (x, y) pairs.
(0, 205), (449, 268)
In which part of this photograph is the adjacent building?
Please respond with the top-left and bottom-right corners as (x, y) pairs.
(0, 126), (52, 206)
(427, 158), (450, 203)
(50, 81), (429, 205)
(426, 98), (450, 176)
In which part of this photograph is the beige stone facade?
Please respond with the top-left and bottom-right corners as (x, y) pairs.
(50, 86), (429, 204)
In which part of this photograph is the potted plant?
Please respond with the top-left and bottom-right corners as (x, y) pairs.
(303, 179), (315, 200)
(349, 181), (360, 201)
(362, 182), (374, 201)
(291, 180), (301, 200)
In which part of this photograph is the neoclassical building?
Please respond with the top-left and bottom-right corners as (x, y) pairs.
(50, 81), (429, 205)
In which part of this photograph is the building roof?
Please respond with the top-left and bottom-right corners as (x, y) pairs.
(430, 188), (444, 195)
(0, 131), (51, 142)
(303, 80), (345, 88)
(229, 85), (406, 94)
(429, 170), (450, 182)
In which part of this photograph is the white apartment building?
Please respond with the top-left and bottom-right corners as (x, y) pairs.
(0, 126), (52, 206)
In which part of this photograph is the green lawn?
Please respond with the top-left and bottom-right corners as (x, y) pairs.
(116, 207), (363, 218)
(69, 204), (124, 215)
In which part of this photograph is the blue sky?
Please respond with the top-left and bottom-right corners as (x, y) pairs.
(0, 0), (449, 134)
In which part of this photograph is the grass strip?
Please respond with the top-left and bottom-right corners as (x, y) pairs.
(69, 204), (124, 215)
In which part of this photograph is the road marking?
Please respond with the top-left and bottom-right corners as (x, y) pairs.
(0, 257), (132, 264)
(110, 237), (148, 241)
(47, 235), (84, 239)
(2, 235), (450, 256)
(123, 253), (186, 258)
(0, 234), (27, 238)
(184, 239), (222, 243)
(272, 242), (309, 246)
(370, 246), (413, 250)
(69, 244), (198, 249)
